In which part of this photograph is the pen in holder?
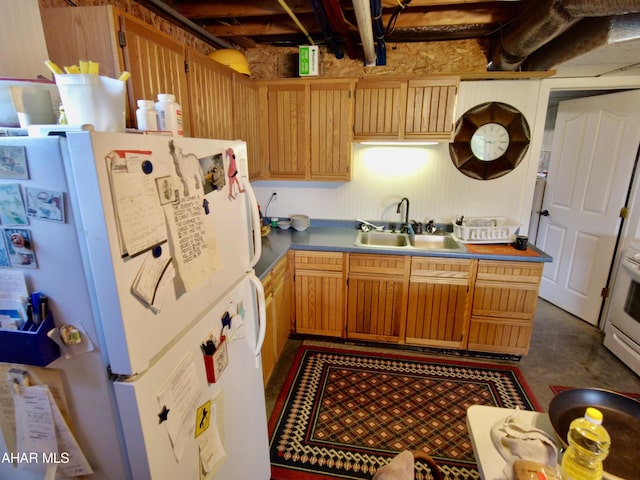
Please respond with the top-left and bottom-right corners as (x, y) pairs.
(202, 336), (228, 383)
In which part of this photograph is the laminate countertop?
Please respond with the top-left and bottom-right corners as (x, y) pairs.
(254, 220), (552, 280)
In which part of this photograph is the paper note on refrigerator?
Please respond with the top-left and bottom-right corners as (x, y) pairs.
(157, 353), (202, 461)
(106, 150), (167, 257)
(163, 192), (221, 292)
(11, 384), (92, 477)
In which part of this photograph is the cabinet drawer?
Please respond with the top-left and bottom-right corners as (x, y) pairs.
(468, 316), (533, 355)
(472, 281), (540, 319)
(476, 260), (543, 284)
(410, 257), (473, 280)
(294, 251), (344, 272)
(349, 253), (409, 276)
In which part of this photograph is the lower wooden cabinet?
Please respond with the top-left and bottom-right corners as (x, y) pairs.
(467, 260), (543, 355)
(346, 254), (410, 342)
(406, 257), (474, 349)
(291, 250), (544, 356)
(294, 251), (346, 337)
(261, 253), (294, 386)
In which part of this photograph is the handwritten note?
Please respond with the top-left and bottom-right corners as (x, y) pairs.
(157, 353), (202, 460)
(131, 245), (172, 307)
(107, 150), (167, 257)
(163, 193), (221, 292)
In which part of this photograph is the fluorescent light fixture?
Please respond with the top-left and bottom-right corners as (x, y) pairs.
(358, 141), (439, 146)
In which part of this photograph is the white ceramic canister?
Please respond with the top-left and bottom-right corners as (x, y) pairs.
(136, 99), (158, 131)
(154, 93), (183, 136)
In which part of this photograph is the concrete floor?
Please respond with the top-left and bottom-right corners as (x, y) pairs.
(265, 299), (640, 418)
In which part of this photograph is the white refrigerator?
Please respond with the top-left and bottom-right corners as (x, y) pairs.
(0, 131), (270, 479)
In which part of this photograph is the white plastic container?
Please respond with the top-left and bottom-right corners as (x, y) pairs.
(154, 93), (183, 136)
(54, 74), (125, 132)
(135, 99), (158, 131)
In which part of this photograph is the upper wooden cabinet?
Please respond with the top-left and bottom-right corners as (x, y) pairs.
(264, 79), (354, 181)
(233, 75), (266, 179)
(353, 76), (459, 141)
(185, 48), (234, 139)
(267, 83), (309, 179)
(310, 82), (354, 180)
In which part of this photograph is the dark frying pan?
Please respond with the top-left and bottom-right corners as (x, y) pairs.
(548, 388), (640, 480)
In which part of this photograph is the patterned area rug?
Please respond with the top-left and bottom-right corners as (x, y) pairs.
(269, 345), (541, 480)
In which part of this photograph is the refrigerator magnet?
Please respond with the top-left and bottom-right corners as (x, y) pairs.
(3, 228), (37, 268)
(25, 187), (65, 222)
(0, 183), (29, 225)
(0, 145), (29, 179)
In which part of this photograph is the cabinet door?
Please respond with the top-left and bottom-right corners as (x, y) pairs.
(346, 254), (409, 343)
(267, 84), (308, 179)
(406, 257), (473, 349)
(119, 14), (191, 136)
(233, 75), (266, 179)
(404, 78), (458, 141)
(294, 251), (345, 337)
(353, 79), (405, 140)
(310, 81), (354, 180)
(186, 49), (234, 139)
(261, 274), (277, 386)
(273, 255), (293, 358)
(468, 261), (543, 355)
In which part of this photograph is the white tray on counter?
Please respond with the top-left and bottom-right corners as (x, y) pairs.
(452, 217), (520, 244)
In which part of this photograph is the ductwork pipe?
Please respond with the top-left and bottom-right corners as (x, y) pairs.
(523, 14), (640, 71)
(352, 0), (377, 66)
(488, 0), (640, 71)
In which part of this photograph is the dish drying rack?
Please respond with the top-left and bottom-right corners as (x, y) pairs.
(452, 217), (520, 244)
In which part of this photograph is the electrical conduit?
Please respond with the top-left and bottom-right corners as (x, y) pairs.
(277, 0), (316, 45)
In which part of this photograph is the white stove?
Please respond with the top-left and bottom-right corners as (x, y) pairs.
(604, 242), (640, 376)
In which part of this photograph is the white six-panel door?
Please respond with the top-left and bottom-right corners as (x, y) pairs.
(538, 90), (640, 325)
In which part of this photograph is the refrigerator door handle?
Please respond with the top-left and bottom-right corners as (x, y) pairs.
(248, 273), (267, 358)
(243, 179), (262, 268)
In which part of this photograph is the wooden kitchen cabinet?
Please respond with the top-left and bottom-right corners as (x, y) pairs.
(261, 253), (294, 386)
(267, 83), (308, 179)
(346, 254), (410, 343)
(404, 79), (459, 140)
(310, 81), (354, 180)
(406, 257), (475, 349)
(468, 260), (543, 355)
(233, 75), (267, 179)
(353, 78), (404, 140)
(294, 251), (346, 337)
(264, 79), (354, 180)
(185, 48), (234, 139)
(353, 76), (459, 141)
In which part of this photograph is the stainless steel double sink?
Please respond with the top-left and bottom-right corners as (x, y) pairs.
(354, 230), (461, 251)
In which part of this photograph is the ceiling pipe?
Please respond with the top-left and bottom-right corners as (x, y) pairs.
(277, 0), (316, 45)
(523, 14), (640, 71)
(352, 0), (377, 66)
(488, 0), (640, 71)
(136, 0), (236, 50)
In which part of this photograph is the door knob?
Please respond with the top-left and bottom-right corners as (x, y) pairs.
(540, 209), (550, 216)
